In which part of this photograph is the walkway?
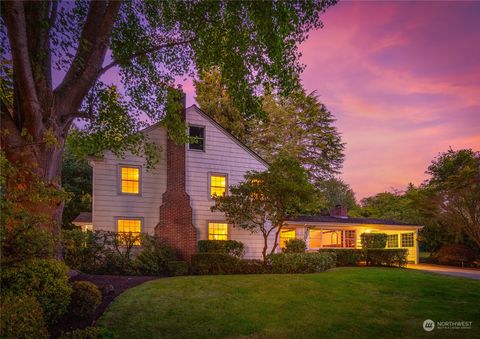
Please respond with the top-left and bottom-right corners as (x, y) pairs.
(408, 263), (480, 280)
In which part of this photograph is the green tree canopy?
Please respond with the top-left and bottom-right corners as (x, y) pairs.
(212, 156), (318, 259)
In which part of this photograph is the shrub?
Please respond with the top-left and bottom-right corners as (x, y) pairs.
(62, 230), (109, 273)
(69, 281), (102, 319)
(191, 253), (239, 275)
(283, 239), (306, 253)
(135, 238), (176, 275)
(235, 259), (266, 274)
(435, 244), (478, 266)
(96, 251), (139, 275)
(360, 233), (387, 249)
(267, 253), (336, 274)
(1, 259), (72, 324)
(167, 261), (189, 276)
(0, 294), (49, 339)
(318, 249), (364, 266)
(365, 249), (408, 267)
(61, 326), (114, 339)
(197, 240), (245, 258)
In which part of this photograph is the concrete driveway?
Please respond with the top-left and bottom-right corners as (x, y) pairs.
(408, 263), (480, 280)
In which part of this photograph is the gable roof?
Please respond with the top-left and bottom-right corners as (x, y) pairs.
(72, 212), (92, 224)
(189, 105), (269, 167)
(286, 215), (421, 227)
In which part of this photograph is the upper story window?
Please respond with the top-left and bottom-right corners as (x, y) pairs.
(120, 166), (140, 194)
(210, 174), (227, 198)
(208, 222), (228, 240)
(189, 125), (205, 151)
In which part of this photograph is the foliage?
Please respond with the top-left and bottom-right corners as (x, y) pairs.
(360, 233), (387, 249)
(423, 149), (480, 248)
(317, 249), (364, 266)
(0, 294), (49, 339)
(62, 136), (92, 228)
(69, 281), (102, 319)
(364, 249), (408, 267)
(62, 229), (108, 273)
(197, 240), (245, 258)
(1, 259), (72, 324)
(191, 253), (239, 275)
(167, 261), (189, 276)
(316, 178), (359, 214)
(134, 237), (177, 275)
(196, 70), (345, 182)
(267, 252), (336, 274)
(61, 326), (115, 339)
(435, 244), (479, 267)
(282, 238), (307, 253)
(212, 155), (318, 259)
(235, 259), (266, 274)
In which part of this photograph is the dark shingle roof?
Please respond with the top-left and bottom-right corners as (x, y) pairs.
(286, 215), (419, 226)
(73, 212), (92, 223)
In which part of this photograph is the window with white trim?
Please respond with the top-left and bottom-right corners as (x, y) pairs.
(117, 218), (142, 245)
(189, 125), (205, 150)
(387, 234), (399, 248)
(208, 222), (228, 240)
(210, 174), (227, 198)
(120, 166), (140, 194)
(401, 233), (414, 247)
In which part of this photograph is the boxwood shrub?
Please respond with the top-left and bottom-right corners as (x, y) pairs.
(283, 239), (307, 253)
(360, 233), (387, 249)
(365, 249), (408, 267)
(197, 240), (245, 258)
(267, 253), (336, 274)
(0, 294), (48, 339)
(318, 249), (364, 266)
(235, 259), (266, 274)
(1, 259), (72, 324)
(191, 253), (239, 275)
(69, 281), (102, 319)
(167, 261), (189, 276)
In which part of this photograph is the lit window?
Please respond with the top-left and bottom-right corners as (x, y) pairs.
(280, 228), (296, 248)
(387, 234), (399, 248)
(189, 126), (205, 150)
(120, 166), (140, 194)
(309, 230), (322, 249)
(117, 219), (141, 245)
(322, 230), (342, 248)
(344, 230), (356, 248)
(401, 233), (414, 247)
(208, 223), (228, 240)
(210, 174), (227, 198)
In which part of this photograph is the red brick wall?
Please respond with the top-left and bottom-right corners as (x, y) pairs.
(155, 94), (197, 261)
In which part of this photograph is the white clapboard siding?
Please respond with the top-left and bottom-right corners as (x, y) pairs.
(91, 105), (273, 259)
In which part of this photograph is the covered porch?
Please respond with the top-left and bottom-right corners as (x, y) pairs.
(280, 221), (422, 264)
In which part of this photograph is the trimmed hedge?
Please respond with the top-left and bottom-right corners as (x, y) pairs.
(197, 240), (245, 258)
(267, 253), (336, 274)
(134, 240), (176, 275)
(1, 259), (72, 324)
(365, 249), (408, 267)
(191, 253), (239, 275)
(318, 249), (363, 266)
(167, 261), (189, 276)
(360, 233), (387, 249)
(69, 281), (102, 319)
(235, 259), (266, 274)
(0, 294), (48, 339)
(283, 239), (307, 253)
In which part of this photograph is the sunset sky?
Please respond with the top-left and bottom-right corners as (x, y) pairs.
(182, 1), (479, 200)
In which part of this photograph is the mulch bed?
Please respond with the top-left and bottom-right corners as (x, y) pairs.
(52, 273), (160, 337)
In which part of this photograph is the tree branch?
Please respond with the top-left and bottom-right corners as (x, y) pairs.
(98, 37), (197, 76)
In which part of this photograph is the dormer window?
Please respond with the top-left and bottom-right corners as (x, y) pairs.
(189, 125), (205, 151)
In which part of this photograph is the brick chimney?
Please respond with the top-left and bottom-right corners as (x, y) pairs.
(155, 93), (197, 261)
(330, 205), (348, 219)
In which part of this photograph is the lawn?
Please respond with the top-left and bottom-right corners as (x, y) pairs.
(98, 268), (480, 338)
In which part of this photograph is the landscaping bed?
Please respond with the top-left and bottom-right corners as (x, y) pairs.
(52, 274), (159, 337)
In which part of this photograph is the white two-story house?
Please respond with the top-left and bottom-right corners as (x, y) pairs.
(78, 97), (422, 262)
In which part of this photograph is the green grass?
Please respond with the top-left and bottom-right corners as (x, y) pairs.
(98, 268), (480, 338)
